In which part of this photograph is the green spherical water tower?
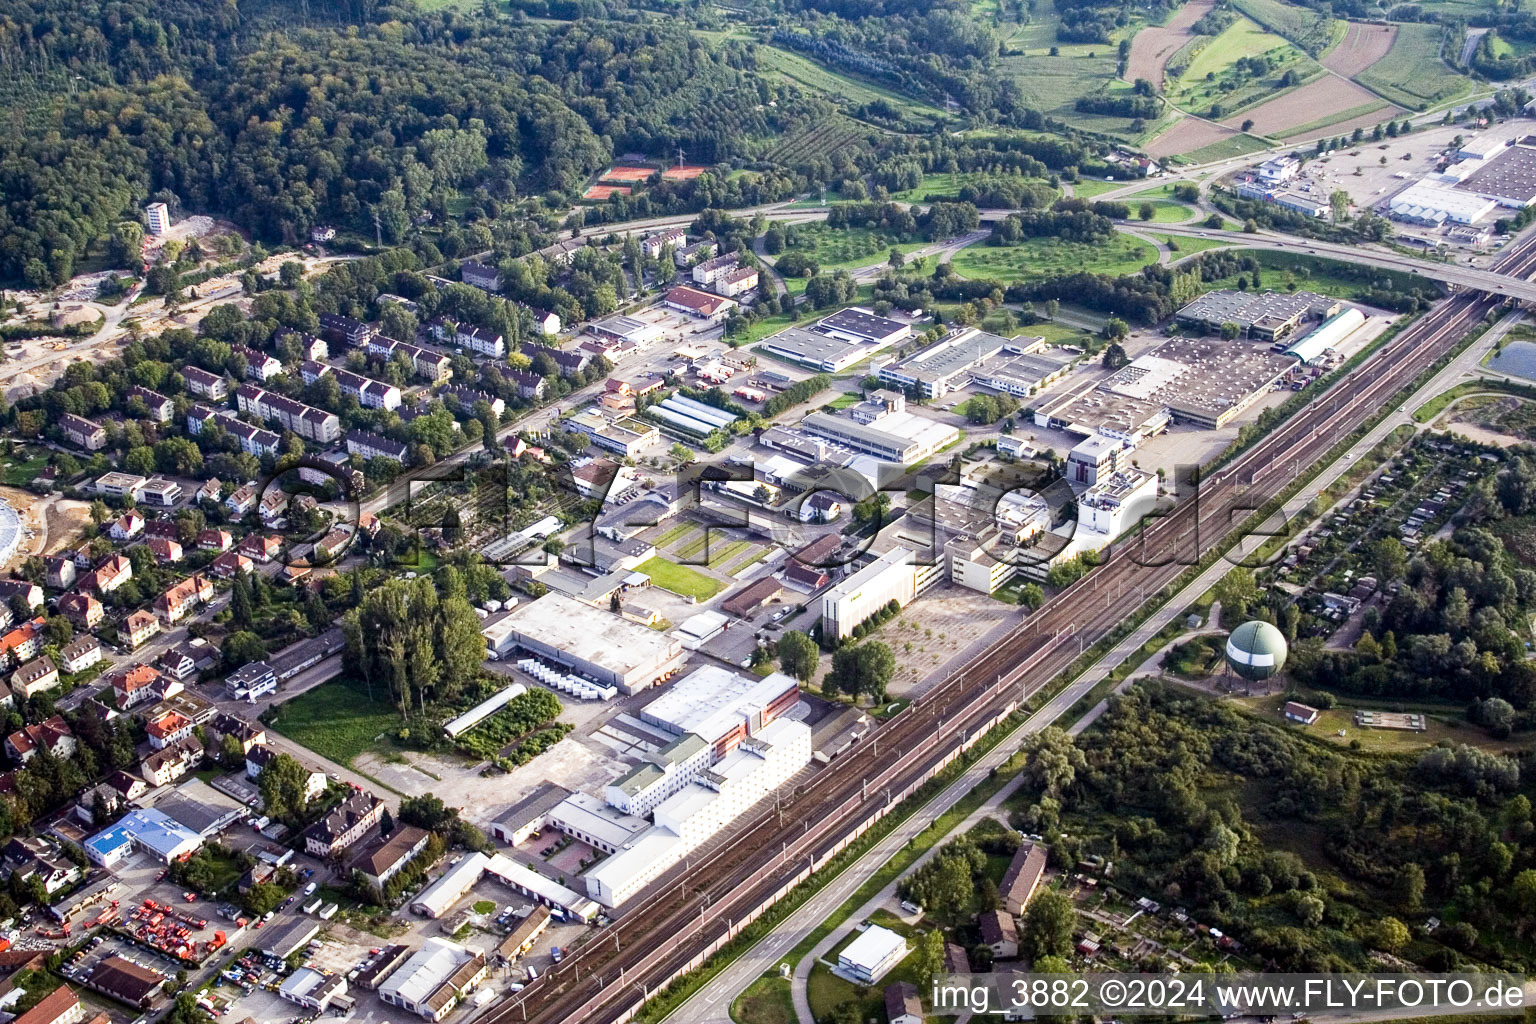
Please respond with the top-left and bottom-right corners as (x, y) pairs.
(1224, 620), (1288, 682)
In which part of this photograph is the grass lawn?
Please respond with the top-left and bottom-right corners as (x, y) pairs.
(0, 449), (49, 487)
(635, 556), (725, 600)
(721, 546), (770, 576)
(263, 675), (404, 768)
(782, 224), (929, 275)
(890, 171), (1059, 203)
(1128, 199), (1199, 223)
(828, 392), (862, 409)
(1125, 180), (1195, 199)
(1355, 22), (1472, 109)
(733, 976), (796, 1024)
(951, 232), (1157, 282)
(1151, 232), (1237, 256)
(1069, 177), (1132, 198)
(755, 45), (946, 120)
(1233, 693), (1532, 754)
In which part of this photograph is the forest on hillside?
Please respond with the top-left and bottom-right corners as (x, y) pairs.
(0, 0), (817, 285)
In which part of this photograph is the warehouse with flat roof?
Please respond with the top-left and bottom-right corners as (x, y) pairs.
(487, 594), (686, 694)
(1175, 289), (1340, 340)
(1454, 140), (1536, 208)
(877, 329), (1009, 398)
(638, 665), (801, 757)
(799, 409), (958, 464)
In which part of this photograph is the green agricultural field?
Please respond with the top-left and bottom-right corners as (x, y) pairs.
(999, 52), (1120, 118)
(1182, 132), (1271, 163)
(890, 171), (1059, 203)
(755, 46), (946, 120)
(1276, 98), (1396, 140)
(1230, 0), (1341, 54)
(263, 675), (404, 768)
(1355, 23), (1471, 109)
(951, 232), (1158, 282)
(635, 556), (725, 600)
(1167, 16), (1320, 117)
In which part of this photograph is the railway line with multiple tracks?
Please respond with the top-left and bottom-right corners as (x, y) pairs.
(485, 231), (1536, 1024)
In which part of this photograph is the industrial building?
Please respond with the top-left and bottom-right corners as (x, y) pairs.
(588, 315), (665, 346)
(876, 328), (1009, 398)
(410, 852), (491, 918)
(583, 716), (811, 907)
(798, 403), (958, 465)
(757, 307), (911, 372)
(1284, 308), (1365, 363)
(565, 407), (661, 458)
(85, 809), (202, 867)
(1453, 138), (1536, 207)
(638, 666), (801, 759)
(648, 394), (738, 438)
(1174, 290), (1341, 340)
(1387, 181), (1499, 226)
(821, 547), (917, 640)
(279, 968), (350, 1013)
(970, 350), (1073, 398)
(606, 736), (713, 818)
(1066, 434), (1131, 487)
(1037, 337), (1294, 435)
(1076, 469), (1159, 538)
(378, 938), (488, 1021)
(486, 594), (686, 694)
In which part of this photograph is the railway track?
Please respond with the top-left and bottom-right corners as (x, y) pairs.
(483, 232), (1536, 1024)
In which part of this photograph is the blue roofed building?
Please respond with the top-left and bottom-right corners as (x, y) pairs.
(85, 809), (202, 868)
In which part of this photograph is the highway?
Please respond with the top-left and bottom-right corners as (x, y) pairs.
(587, 201), (1536, 301)
(476, 211), (1536, 1024)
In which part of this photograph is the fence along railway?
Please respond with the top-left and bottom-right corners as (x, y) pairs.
(486, 232), (1536, 1024)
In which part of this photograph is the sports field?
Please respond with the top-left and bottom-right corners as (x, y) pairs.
(583, 185), (632, 200)
(635, 556), (724, 600)
(602, 166), (655, 183)
(662, 164), (713, 180)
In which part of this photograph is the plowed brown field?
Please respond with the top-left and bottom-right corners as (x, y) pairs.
(1124, 0), (1217, 87)
(1322, 21), (1396, 76)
